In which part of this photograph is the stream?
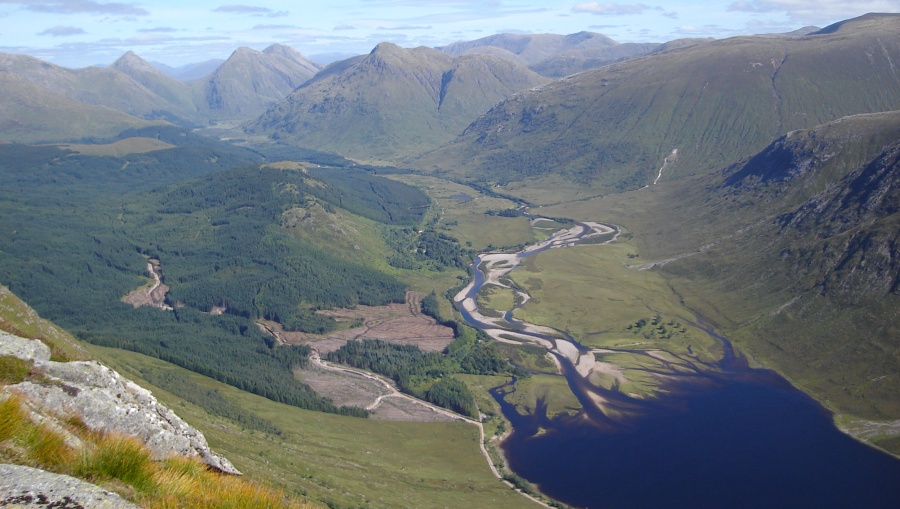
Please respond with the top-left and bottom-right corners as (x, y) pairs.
(453, 216), (900, 508)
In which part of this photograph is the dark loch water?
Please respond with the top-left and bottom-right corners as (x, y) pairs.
(493, 374), (900, 509)
(459, 221), (900, 508)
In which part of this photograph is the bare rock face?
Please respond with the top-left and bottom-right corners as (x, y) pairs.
(0, 331), (51, 363)
(0, 335), (240, 475)
(0, 464), (138, 508)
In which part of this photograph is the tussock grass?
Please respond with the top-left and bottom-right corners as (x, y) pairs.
(146, 468), (306, 509)
(0, 394), (319, 508)
(21, 423), (76, 469)
(77, 434), (156, 492)
(0, 355), (33, 385)
(0, 394), (29, 441)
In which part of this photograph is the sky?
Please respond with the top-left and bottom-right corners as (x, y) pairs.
(1, 0), (898, 68)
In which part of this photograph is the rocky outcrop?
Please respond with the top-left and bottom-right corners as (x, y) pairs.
(0, 464), (138, 509)
(0, 333), (240, 475)
(0, 330), (51, 363)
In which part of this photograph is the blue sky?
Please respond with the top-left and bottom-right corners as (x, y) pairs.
(1, 1), (898, 68)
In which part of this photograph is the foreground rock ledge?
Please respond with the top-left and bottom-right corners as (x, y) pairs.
(0, 331), (241, 475)
(0, 464), (138, 509)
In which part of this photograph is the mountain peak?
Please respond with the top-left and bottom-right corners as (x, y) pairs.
(262, 43), (319, 71)
(563, 31), (615, 47)
(263, 43), (298, 57)
(111, 50), (158, 74)
(370, 42), (403, 56)
(228, 46), (261, 60)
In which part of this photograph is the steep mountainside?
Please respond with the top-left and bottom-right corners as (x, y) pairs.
(110, 51), (199, 119)
(439, 31), (659, 77)
(0, 52), (201, 127)
(0, 70), (156, 143)
(198, 44), (321, 121)
(247, 42), (549, 160)
(547, 110), (900, 430)
(419, 13), (900, 193)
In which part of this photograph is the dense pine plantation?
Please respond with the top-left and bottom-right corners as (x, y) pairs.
(0, 129), (433, 417)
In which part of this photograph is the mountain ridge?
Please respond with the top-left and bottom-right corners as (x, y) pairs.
(438, 31), (659, 77)
(417, 13), (900, 194)
(247, 43), (549, 161)
(200, 44), (321, 120)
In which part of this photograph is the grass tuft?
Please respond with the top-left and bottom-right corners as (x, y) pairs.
(145, 470), (305, 509)
(76, 433), (156, 492)
(20, 423), (75, 469)
(0, 394), (29, 441)
(0, 355), (33, 385)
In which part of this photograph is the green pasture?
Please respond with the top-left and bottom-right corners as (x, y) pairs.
(501, 374), (581, 420)
(508, 239), (721, 361)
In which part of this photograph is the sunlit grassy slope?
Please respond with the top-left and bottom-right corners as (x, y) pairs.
(91, 346), (540, 509)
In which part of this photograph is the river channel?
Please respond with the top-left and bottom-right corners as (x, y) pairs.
(453, 216), (900, 508)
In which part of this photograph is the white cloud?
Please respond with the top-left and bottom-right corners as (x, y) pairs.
(376, 25), (432, 31)
(0, 0), (148, 16)
(38, 25), (87, 36)
(572, 2), (650, 16)
(213, 5), (268, 13)
(252, 24), (301, 30)
(137, 27), (176, 33)
(212, 5), (288, 18)
(727, 0), (900, 24)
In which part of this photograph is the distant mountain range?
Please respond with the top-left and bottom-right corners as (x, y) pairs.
(247, 42), (549, 160)
(419, 13), (900, 192)
(150, 59), (225, 81)
(0, 43), (321, 141)
(438, 31), (660, 78)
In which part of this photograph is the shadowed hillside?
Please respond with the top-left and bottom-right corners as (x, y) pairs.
(542, 110), (900, 441)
